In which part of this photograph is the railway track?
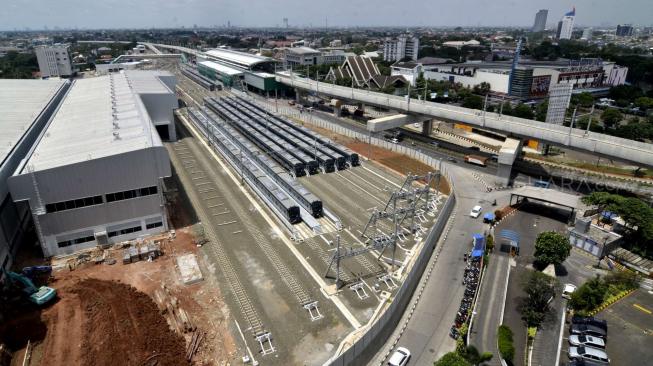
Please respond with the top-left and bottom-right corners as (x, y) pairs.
(168, 141), (266, 336)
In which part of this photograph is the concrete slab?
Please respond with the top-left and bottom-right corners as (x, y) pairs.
(176, 253), (204, 285)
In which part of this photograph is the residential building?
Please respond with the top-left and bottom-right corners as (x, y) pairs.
(556, 7), (576, 40)
(329, 40), (342, 47)
(8, 71), (177, 257)
(284, 47), (323, 68)
(383, 34), (419, 62)
(616, 24), (634, 37)
(532, 9), (548, 32)
(581, 28), (593, 41)
(0, 79), (70, 276)
(35, 44), (74, 78)
(391, 61), (422, 86)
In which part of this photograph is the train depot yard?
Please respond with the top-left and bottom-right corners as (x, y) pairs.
(0, 57), (448, 366)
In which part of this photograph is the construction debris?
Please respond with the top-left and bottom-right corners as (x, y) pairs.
(153, 284), (196, 334)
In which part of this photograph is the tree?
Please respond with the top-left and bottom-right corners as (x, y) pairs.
(461, 346), (493, 365)
(501, 102), (513, 116)
(571, 92), (594, 108)
(520, 271), (555, 327)
(601, 108), (623, 129)
(535, 100), (548, 121)
(497, 325), (515, 362)
(609, 85), (643, 103)
(473, 82), (491, 95)
(434, 352), (471, 366)
(569, 276), (608, 312)
(462, 95), (483, 110)
(534, 231), (572, 266)
(634, 96), (653, 111)
(513, 104), (535, 119)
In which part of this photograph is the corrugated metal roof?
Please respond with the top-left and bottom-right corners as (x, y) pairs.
(0, 79), (66, 165)
(124, 70), (173, 93)
(198, 60), (243, 76)
(25, 73), (163, 171)
(205, 48), (272, 69)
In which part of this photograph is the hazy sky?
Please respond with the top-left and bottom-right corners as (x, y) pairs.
(3, 0), (652, 30)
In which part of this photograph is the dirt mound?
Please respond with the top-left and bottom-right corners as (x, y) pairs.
(70, 278), (188, 366)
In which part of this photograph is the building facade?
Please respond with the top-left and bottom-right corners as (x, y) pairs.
(616, 24), (634, 37)
(35, 44), (74, 78)
(8, 71), (175, 257)
(383, 34), (419, 62)
(532, 9), (548, 32)
(556, 8), (575, 40)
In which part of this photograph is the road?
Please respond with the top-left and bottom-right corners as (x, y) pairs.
(469, 252), (510, 365)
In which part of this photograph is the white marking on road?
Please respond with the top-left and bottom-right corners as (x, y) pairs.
(216, 220), (237, 226)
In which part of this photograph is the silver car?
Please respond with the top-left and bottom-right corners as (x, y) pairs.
(569, 335), (605, 349)
(569, 346), (610, 364)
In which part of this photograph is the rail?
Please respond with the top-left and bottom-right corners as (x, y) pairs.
(277, 73), (653, 168)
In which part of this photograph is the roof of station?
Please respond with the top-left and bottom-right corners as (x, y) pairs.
(204, 48), (274, 69)
(24, 72), (164, 172)
(0, 79), (67, 166)
(198, 60), (243, 76)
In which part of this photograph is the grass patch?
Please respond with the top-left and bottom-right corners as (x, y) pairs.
(498, 325), (515, 364)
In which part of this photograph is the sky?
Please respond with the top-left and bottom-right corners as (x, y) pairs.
(3, 0), (652, 30)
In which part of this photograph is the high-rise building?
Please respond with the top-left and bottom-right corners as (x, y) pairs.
(35, 44), (73, 78)
(556, 7), (576, 40)
(383, 34), (419, 62)
(532, 9), (548, 32)
(581, 28), (593, 41)
(616, 24), (634, 37)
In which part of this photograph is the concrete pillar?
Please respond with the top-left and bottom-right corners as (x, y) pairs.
(357, 102), (365, 113)
(295, 88), (301, 103)
(421, 119), (433, 136)
(333, 106), (342, 117)
(497, 138), (523, 186)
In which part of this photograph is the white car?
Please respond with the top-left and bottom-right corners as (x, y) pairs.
(569, 334), (606, 349)
(470, 205), (482, 218)
(562, 283), (577, 299)
(388, 347), (411, 366)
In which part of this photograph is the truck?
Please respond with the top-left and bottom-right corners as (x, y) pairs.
(464, 155), (488, 167)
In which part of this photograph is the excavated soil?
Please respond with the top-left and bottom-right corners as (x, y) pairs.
(36, 278), (189, 366)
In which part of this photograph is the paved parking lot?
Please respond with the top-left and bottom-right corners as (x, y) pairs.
(598, 290), (653, 366)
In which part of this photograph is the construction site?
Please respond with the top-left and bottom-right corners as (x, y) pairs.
(0, 57), (449, 366)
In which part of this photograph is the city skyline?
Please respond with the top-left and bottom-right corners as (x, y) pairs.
(2, 0), (653, 31)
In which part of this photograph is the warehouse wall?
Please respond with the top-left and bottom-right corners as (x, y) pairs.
(8, 147), (170, 257)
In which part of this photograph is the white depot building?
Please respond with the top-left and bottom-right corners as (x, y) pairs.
(8, 70), (176, 257)
(0, 79), (70, 273)
(35, 44), (74, 78)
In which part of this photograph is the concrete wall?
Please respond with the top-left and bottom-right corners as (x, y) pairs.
(8, 147), (170, 257)
(423, 69), (510, 94)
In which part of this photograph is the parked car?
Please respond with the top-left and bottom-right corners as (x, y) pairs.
(388, 347), (411, 366)
(570, 323), (607, 338)
(562, 283), (577, 299)
(568, 359), (608, 366)
(568, 346), (610, 364)
(571, 316), (608, 332)
(469, 205), (482, 218)
(569, 335), (606, 348)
